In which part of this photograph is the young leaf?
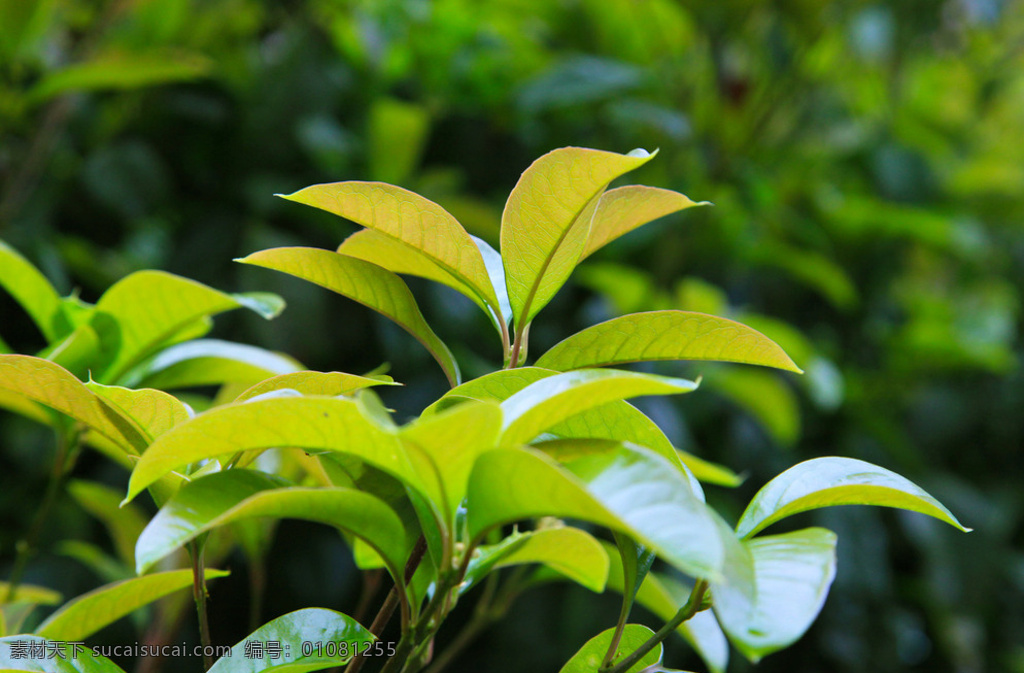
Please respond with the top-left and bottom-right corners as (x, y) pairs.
(500, 369), (698, 446)
(89, 271), (284, 383)
(535, 311), (802, 373)
(601, 541), (728, 673)
(0, 355), (146, 454)
(713, 528), (837, 662)
(234, 370), (397, 403)
(734, 457), (972, 538)
(85, 382), (192, 442)
(501, 147), (656, 327)
(0, 635), (126, 673)
(559, 624), (662, 673)
(123, 397), (425, 506)
(278, 182), (501, 315)
(0, 239), (67, 342)
(207, 608), (374, 673)
(237, 247), (460, 386)
(67, 480), (148, 568)
(136, 472), (410, 589)
(467, 445), (724, 580)
(463, 527), (609, 594)
(400, 400), (502, 523)
(120, 339), (302, 389)
(34, 568), (229, 641)
(581, 185), (709, 260)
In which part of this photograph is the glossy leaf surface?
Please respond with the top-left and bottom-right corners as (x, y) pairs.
(501, 147), (655, 326)
(279, 182), (501, 314)
(500, 369), (697, 446)
(234, 370), (396, 403)
(465, 527), (609, 593)
(735, 457), (971, 538)
(122, 339), (302, 390)
(581, 185), (708, 260)
(535, 311), (802, 373)
(714, 528), (837, 662)
(35, 569), (228, 641)
(207, 608), (373, 673)
(238, 247), (459, 385)
(559, 624), (661, 673)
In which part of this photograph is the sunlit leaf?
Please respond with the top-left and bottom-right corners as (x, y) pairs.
(535, 311), (802, 373)
(0, 355), (145, 453)
(500, 369), (697, 446)
(89, 271), (283, 383)
(237, 247), (459, 386)
(714, 528), (837, 662)
(124, 397), (424, 507)
(34, 569), (228, 641)
(85, 382), (191, 442)
(581, 186), (708, 260)
(135, 471), (410, 589)
(400, 400), (502, 522)
(735, 457), (971, 539)
(278, 182), (501, 318)
(234, 370), (397, 403)
(0, 635), (125, 672)
(467, 445), (724, 579)
(207, 608), (373, 673)
(121, 339), (302, 390)
(559, 624), (661, 673)
(67, 480), (148, 568)
(0, 240), (66, 342)
(501, 147), (655, 327)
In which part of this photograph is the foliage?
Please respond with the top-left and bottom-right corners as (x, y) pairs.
(0, 148), (968, 673)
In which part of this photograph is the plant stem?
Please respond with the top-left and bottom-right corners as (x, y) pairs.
(4, 429), (77, 602)
(507, 323), (530, 368)
(601, 579), (709, 673)
(353, 569), (385, 625)
(600, 589), (634, 669)
(188, 540), (213, 671)
(422, 571), (500, 673)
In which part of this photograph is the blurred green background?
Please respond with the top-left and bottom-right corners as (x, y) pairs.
(1, 1), (1022, 672)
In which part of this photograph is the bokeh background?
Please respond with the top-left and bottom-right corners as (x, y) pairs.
(2, 1), (1022, 672)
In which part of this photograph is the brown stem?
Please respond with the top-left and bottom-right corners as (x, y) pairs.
(188, 541), (213, 671)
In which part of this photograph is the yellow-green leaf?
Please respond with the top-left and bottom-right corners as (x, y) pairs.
(535, 310), (802, 373)
(0, 240), (65, 342)
(559, 624), (661, 673)
(465, 527), (609, 594)
(581, 185), (708, 260)
(0, 583), (62, 607)
(237, 247), (459, 386)
(85, 382), (191, 442)
(0, 355), (145, 453)
(501, 147), (655, 327)
(234, 370), (397, 403)
(278, 182), (500, 316)
(735, 457), (972, 538)
(122, 339), (302, 390)
(35, 569), (228, 641)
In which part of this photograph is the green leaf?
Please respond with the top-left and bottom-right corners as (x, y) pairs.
(400, 400), (502, 523)
(234, 370), (397, 402)
(124, 397), (424, 506)
(67, 481), (148, 568)
(85, 382), (191, 442)
(28, 49), (211, 104)
(44, 324), (100, 377)
(208, 608), (373, 673)
(559, 624), (661, 673)
(467, 445), (725, 579)
(120, 339), (302, 390)
(714, 528), (837, 662)
(135, 472), (410, 590)
(581, 186), (708, 260)
(601, 541), (727, 673)
(535, 311), (802, 373)
(501, 147), (656, 327)
(426, 367), (553, 415)
(278, 183), (501, 318)
(464, 527), (609, 594)
(735, 457), (972, 538)
(0, 583), (61, 607)
(706, 368), (801, 446)
(500, 369), (697, 446)
(0, 635), (126, 672)
(473, 235), (513, 328)
(34, 569), (228, 641)
(0, 355), (146, 453)
(237, 247), (460, 386)
(0, 240), (66, 342)
(89, 271), (283, 383)
(614, 532), (656, 615)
